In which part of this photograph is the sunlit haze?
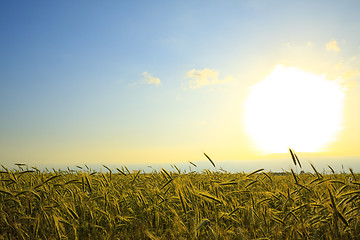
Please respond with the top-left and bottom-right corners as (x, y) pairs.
(1, 1), (360, 172)
(244, 65), (345, 153)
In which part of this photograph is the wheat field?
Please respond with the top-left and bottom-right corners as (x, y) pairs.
(1, 152), (360, 239)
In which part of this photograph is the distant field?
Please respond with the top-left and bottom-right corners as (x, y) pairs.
(1, 158), (360, 239)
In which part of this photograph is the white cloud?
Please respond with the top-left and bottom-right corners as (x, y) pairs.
(326, 40), (340, 52)
(142, 72), (161, 85)
(185, 68), (232, 89)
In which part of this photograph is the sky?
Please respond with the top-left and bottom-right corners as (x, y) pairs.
(1, 0), (360, 172)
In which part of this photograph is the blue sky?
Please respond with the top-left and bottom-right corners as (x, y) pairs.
(1, 0), (360, 170)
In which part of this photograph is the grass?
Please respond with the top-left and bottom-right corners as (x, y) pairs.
(1, 152), (360, 239)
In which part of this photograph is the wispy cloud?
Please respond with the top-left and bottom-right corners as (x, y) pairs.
(326, 40), (340, 52)
(342, 69), (359, 79)
(185, 68), (232, 89)
(284, 42), (291, 48)
(334, 56), (359, 80)
(142, 72), (161, 85)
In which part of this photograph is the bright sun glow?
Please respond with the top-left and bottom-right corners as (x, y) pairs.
(244, 65), (345, 153)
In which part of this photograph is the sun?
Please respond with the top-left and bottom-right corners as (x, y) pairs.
(244, 65), (345, 153)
